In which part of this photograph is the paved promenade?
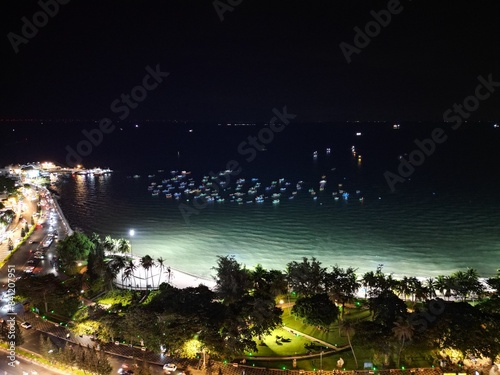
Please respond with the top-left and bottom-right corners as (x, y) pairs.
(114, 257), (216, 290)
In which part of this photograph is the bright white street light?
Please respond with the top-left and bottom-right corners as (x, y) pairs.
(129, 229), (135, 237)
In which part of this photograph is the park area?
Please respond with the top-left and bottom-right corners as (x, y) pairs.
(241, 306), (432, 371)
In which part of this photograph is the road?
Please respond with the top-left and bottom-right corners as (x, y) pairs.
(0, 351), (63, 375)
(0, 187), (65, 285)
(0, 187), (170, 374)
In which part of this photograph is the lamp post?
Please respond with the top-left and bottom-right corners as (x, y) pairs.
(320, 351), (323, 374)
(129, 229), (135, 258)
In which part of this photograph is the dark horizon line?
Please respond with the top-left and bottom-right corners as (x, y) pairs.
(1, 118), (499, 124)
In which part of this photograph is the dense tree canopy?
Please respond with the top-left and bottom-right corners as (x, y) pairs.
(292, 293), (339, 328)
(370, 290), (408, 327)
(213, 255), (252, 304)
(361, 265), (396, 298)
(16, 274), (81, 317)
(0, 176), (16, 194)
(57, 231), (94, 269)
(419, 301), (487, 358)
(251, 264), (288, 299)
(326, 265), (360, 318)
(287, 257), (327, 297)
(211, 256), (283, 355)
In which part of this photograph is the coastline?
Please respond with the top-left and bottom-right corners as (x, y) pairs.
(49, 183), (216, 290)
(52, 197), (494, 294)
(49, 189), (74, 237)
(49, 181), (496, 293)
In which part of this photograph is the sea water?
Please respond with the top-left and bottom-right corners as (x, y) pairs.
(38, 121), (500, 280)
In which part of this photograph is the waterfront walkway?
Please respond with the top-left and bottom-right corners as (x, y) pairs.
(114, 257), (216, 290)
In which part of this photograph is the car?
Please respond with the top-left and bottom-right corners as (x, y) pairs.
(21, 321), (32, 329)
(163, 363), (177, 372)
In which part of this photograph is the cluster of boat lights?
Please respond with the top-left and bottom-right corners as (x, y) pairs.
(139, 145), (365, 205)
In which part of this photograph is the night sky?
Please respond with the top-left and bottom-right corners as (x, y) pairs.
(1, 1), (500, 122)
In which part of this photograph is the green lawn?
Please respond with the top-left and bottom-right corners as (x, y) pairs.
(247, 327), (312, 357)
(246, 350), (367, 371)
(280, 307), (371, 347)
(240, 305), (380, 371)
(239, 303), (437, 371)
(246, 306), (372, 368)
(96, 290), (133, 307)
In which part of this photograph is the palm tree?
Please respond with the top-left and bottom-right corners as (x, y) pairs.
(487, 269), (500, 294)
(407, 277), (421, 303)
(361, 271), (376, 298)
(464, 268), (483, 300)
(104, 262), (119, 291)
(124, 260), (137, 289)
(88, 233), (106, 279)
(140, 255), (154, 290)
(435, 275), (453, 300)
(397, 277), (410, 301)
(339, 319), (358, 369)
(103, 235), (115, 254)
(425, 278), (436, 300)
(166, 266), (172, 283)
(413, 281), (427, 304)
(112, 238), (120, 253)
(117, 238), (131, 255)
(392, 318), (414, 368)
(361, 265), (392, 297)
(156, 257), (165, 286)
(110, 255), (127, 288)
(327, 265), (360, 320)
(90, 232), (101, 246)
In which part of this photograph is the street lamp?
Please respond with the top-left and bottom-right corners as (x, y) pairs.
(129, 229), (135, 258)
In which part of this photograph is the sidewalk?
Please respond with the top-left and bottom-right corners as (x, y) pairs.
(114, 257), (216, 291)
(281, 327), (346, 351)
